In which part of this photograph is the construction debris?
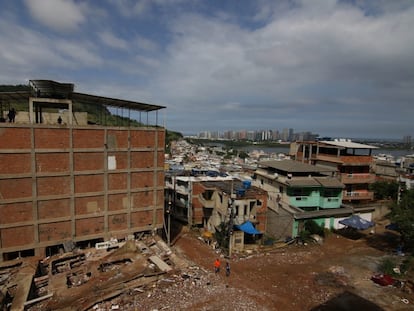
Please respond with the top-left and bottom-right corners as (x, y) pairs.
(1, 234), (189, 311)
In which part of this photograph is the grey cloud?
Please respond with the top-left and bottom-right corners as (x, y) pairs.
(24, 0), (86, 32)
(149, 2), (414, 138)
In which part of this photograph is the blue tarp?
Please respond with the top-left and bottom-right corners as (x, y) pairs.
(236, 221), (262, 235)
(385, 223), (399, 232)
(339, 215), (375, 230)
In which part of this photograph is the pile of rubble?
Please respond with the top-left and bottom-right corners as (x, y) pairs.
(0, 235), (189, 311)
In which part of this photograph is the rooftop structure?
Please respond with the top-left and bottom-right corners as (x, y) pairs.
(290, 139), (378, 204)
(0, 79), (165, 126)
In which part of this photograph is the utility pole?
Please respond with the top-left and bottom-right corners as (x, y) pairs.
(167, 201), (171, 246)
(228, 195), (235, 257)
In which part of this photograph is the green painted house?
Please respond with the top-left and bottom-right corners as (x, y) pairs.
(253, 159), (353, 239)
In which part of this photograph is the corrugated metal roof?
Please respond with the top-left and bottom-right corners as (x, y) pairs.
(0, 91), (31, 103)
(71, 92), (165, 112)
(30, 80), (74, 98)
(320, 140), (378, 149)
(0, 80), (165, 112)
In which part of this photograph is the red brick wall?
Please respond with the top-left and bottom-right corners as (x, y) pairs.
(34, 128), (69, 149)
(132, 191), (153, 208)
(74, 153), (103, 171)
(0, 128), (31, 149)
(157, 172), (164, 187)
(131, 151), (154, 169)
(1, 226), (34, 247)
(107, 130), (129, 148)
(37, 176), (71, 196)
(0, 178), (32, 199)
(156, 209), (163, 226)
(0, 202), (32, 224)
(157, 151), (164, 166)
(0, 125), (165, 257)
(75, 196), (104, 215)
(156, 190), (163, 205)
(108, 173), (127, 190)
(108, 214), (128, 231)
(38, 199), (71, 219)
(130, 130), (155, 148)
(108, 152), (128, 170)
(36, 153), (69, 173)
(130, 210), (152, 227)
(39, 221), (71, 241)
(0, 154), (31, 174)
(108, 194), (128, 211)
(157, 131), (165, 147)
(76, 217), (105, 236)
(131, 172), (153, 189)
(73, 129), (104, 148)
(75, 175), (104, 193)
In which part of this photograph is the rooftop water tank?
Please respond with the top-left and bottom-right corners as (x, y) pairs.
(243, 180), (251, 189)
(237, 188), (246, 197)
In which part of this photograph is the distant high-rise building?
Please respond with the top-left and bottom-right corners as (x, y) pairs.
(288, 128), (294, 141)
(403, 135), (412, 146)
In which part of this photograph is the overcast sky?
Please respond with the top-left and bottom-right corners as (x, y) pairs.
(0, 0), (413, 139)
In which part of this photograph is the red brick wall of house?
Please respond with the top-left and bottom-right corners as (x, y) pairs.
(0, 125), (164, 259)
(37, 153), (70, 173)
(38, 199), (71, 219)
(0, 202), (33, 224)
(108, 194), (128, 211)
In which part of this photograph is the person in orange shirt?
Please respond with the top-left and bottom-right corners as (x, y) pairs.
(214, 258), (221, 274)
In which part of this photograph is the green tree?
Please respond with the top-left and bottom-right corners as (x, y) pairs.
(390, 188), (414, 252)
(369, 181), (399, 200)
(165, 130), (183, 154)
(238, 151), (249, 159)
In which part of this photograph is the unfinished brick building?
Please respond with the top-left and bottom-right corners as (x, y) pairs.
(0, 80), (165, 261)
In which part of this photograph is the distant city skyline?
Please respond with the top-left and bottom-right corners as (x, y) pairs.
(195, 129), (412, 143)
(0, 1), (413, 139)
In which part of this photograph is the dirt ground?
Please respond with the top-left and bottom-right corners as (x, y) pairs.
(125, 224), (414, 311)
(12, 222), (413, 311)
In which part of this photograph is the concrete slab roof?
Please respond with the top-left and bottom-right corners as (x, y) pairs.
(286, 178), (321, 187)
(258, 159), (336, 174)
(314, 177), (345, 188)
(285, 177), (344, 188)
(201, 179), (267, 197)
(319, 140), (378, 149)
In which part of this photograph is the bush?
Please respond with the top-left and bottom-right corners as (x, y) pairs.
(377, 256), (414, 277)
(378, 257), (399, 276)
(304, 220), (325, 237)
(400, 256), (413, 275)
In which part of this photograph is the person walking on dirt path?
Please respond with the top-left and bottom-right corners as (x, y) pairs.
(214, 258), (221, 274)
(225, 261), (230, 277)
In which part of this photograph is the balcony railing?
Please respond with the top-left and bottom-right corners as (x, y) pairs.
(340, 173), (376, 184)
(342, 190), (374, 201)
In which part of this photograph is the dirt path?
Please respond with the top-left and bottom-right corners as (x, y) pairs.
(47, 227), (411, 311)
(166, 230), (412, 311)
